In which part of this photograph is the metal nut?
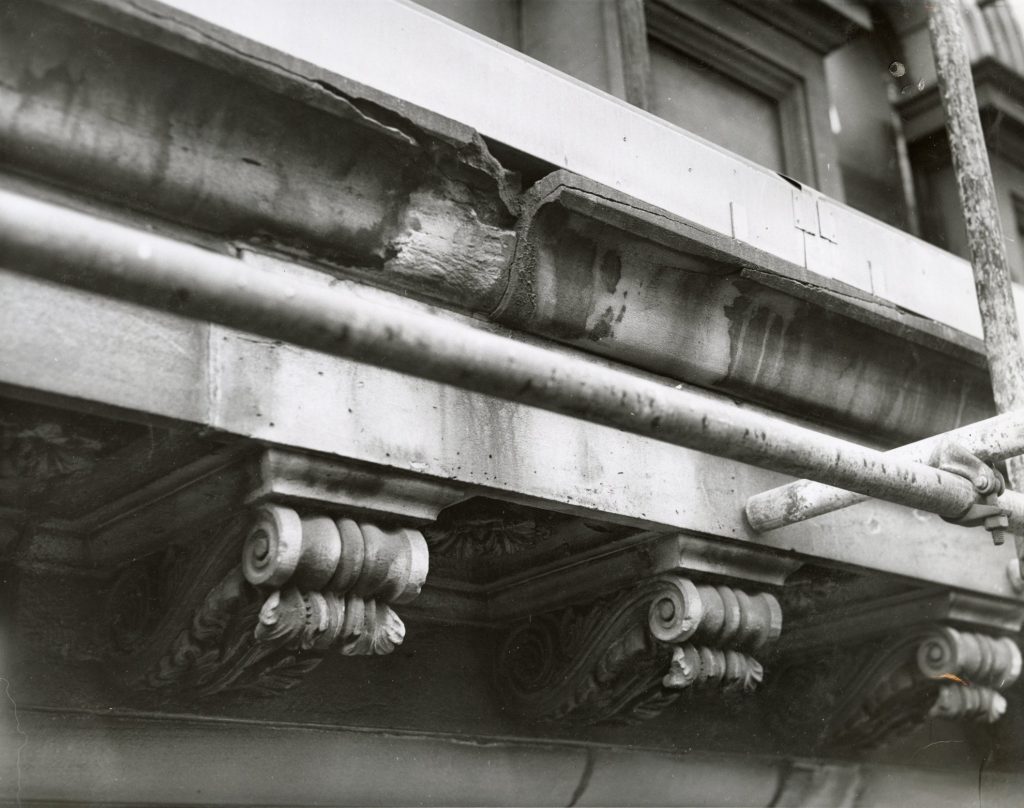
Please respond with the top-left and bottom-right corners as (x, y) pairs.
(985, 513), (1010, 545)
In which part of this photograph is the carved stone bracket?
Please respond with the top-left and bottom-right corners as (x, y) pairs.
(118, 503), (428, 697)
(827, 626), (1022, 750)
(495, 574), (782, 723)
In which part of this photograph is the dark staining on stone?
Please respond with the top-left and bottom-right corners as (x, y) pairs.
(719, 277), (993, 442)
(3, 2), (521, 312)
(379, 241), (402, 266)
(589, 306), (617, 342)
(722, 287), (792, 391)
(542, 224), (601, 341)
(3, 5), (412, 265)
(600, 250), (622, 293)
(512, 124), (992, 447)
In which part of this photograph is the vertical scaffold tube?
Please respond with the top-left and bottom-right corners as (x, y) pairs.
(928, 0), (1024, 572)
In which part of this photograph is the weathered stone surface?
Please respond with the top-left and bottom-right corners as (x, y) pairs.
(0, 2), (1001, 453)
(0, 1), (517, 313)
(496, 173), (995, 445)
(5, 3), (1024, 797)
(4, 268), (1018, 595)
(496, 575), (781, 723)
(766, 585), (1024, 755)
(101, 485), (432, 696)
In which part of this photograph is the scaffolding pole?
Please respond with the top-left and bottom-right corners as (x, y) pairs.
(747, 2), (1024, 573)
(746, 410), (1024, 531)
(929, 0), (1024, 576)
(928, 0), (1024, 416)
(3, 187), (1024, 529)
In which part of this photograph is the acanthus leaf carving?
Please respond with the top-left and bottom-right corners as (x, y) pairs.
(117, 504), (428, 698)
(930, 683), (1007, 723)
(827, 626), (1023, 750)
(663, 644), (765, 693)
(495, 574), (782, 723)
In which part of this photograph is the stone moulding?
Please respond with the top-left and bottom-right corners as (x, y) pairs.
(494, 173), (994, 445)
(122, 504), (429, 697)
(495, 574), (782, 723)
(828, 626), (1022, 750)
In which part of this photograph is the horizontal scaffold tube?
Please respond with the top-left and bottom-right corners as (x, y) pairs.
(2, 187), (1023, 529)
(746, 410), (1024, 532)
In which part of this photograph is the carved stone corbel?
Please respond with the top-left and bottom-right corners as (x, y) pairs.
(495, 574), (782, 723)
(765, 585), (1024, 753)
(98, 448), (467, 698)
(828, 626), (1022, 750)
(113, 503), (429, 697)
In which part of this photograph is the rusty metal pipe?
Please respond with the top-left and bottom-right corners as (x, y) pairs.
(746, 410), (1024, 531)
(1, 187), (1021, 526)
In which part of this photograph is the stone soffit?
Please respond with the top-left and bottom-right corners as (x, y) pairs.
(4, 0), (1024, 776)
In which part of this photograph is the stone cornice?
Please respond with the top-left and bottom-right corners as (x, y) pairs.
(496, 171), (994, 445)
(0, 1), (1000, 453)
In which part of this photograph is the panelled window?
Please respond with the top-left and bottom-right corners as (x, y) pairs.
(412, 0), (865, 205)
(647, 39), (785, 172)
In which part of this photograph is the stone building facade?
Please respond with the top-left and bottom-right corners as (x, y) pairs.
(4, 0), (1024, 805)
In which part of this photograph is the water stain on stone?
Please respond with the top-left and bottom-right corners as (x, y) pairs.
(589, 306), (617, 341)
(600, 250), (622, 293)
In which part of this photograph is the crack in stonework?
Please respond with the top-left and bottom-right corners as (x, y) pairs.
(124, 0), (417, 147)
(0, 678), (26, 807)
(566, 748), (595, 807)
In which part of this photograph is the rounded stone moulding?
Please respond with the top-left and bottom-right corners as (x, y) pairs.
(242, 504), (429, 603)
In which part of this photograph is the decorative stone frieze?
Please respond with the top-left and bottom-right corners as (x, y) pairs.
(425, 514), (546, 559)
(495, 574), (782, 723)
(828, 626), (1022, 750)
(114, 504), (429, 697)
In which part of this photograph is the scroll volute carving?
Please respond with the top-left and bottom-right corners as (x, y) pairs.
(113, 504), (429, 697)
(496, 575), (782, 723)
(828, 626), (1022, 751)
(241, 507), (427, 654)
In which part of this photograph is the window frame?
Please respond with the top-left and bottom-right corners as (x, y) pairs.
(644, 0), (843, 197)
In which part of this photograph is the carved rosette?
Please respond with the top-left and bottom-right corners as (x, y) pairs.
(828, 626), (1022, 750)
(130, 504), (428, 697)
(495, 575), (782, 723)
